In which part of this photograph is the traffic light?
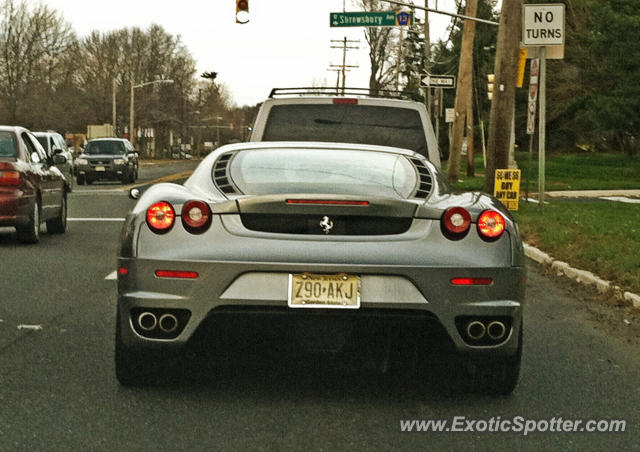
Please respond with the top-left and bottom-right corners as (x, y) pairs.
(236, 0), (249, 24)
(487, 74), (495, 100)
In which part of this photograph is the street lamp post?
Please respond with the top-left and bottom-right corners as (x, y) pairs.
(129, 78), (174, 146)
(112, 78), (117, 132)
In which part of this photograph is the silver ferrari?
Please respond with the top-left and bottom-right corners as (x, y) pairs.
(116, 141), (525, 393)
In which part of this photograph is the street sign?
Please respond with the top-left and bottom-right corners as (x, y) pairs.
(526, 101), (536, 135)
(522, 4), (565, 46)
(421, 75), (456, 88)
(528, 58), (539, 102)
(330, 11), (413, 28)
(521, 42), (564, 60)
(445, 108), (455, 123)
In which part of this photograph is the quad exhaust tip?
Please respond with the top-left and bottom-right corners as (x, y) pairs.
(136, 311), (180, 335)
(158, 313), (178, 333)
(466, 321), (486, 340)
(464, 319), (507, 342)
(487, 321), (506, 340)
(138, 312), (157, 331)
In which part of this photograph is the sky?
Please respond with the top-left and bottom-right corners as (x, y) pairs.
(41, 0), (463, 107)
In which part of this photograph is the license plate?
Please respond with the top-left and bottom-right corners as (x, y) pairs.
(288, 273), (360, 309)
(95, 166), (105, 171)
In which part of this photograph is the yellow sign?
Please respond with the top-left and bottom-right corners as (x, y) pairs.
(494, 169), (521, 211)
(516, 49), (528, 88)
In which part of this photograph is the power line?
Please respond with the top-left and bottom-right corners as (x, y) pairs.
(329, 37), (360, 92)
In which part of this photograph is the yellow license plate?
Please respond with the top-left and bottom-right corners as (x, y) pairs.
(95, 166), (105, 171)
(288, 273), (360, 309)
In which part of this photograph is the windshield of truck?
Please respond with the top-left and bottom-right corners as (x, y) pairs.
(261, 104), (428, 155)
(84, 140), (125, 155)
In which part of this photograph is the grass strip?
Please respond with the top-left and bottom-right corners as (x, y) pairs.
(512, 200), (640, 294)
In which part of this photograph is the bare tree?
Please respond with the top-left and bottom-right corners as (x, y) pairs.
(359, 0), (401, 92)
(0, 0), (76, 126)
(75, 25), (197, 150)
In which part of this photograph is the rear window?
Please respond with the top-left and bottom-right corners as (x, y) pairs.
(227, 148), (417, 199)
(0, 132), (17, 157)
(262, 104), (428, 155)
(85, 140), (125, 155)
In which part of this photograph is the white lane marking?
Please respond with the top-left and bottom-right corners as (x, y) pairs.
(105, 271), (117, 280)
(68, 218), (125, 222)
(600, 196), (640, 204)
(17, 324), (43, 331)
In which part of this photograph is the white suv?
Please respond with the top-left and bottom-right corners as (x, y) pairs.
(250, 88), (441, 168)
(33, 131), (74, 191)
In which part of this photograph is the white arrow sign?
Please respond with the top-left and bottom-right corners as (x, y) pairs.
(421, 75), (456, 88)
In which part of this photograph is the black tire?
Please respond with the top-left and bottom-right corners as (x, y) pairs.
(77, 174), (85, 185)
(115, 311), (179, 386)
(46, 194), (67, 234)
(462, 326), (522, 395)
(16, 199), (40, 244)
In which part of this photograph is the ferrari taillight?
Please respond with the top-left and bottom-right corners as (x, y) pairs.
(146, 201), (175, 233)
(477, 210), (506, 240)
(181, 200), (212, 233)
(0, 170), (20, 186)
(442, 207), (471, 238)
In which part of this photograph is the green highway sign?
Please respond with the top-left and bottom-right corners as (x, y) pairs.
(330, 11), (413, 28)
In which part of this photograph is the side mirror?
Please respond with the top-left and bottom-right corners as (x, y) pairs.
(52, 154), (67, 165)
(52, 147), (63, 156)
(129, 188), (141, 200)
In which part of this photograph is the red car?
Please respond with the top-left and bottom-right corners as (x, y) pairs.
(0, 126), (68, 243)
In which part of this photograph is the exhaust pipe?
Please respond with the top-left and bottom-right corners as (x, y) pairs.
(486, 321), (506, 340)
(158, 313), (178, 333)
(138, 312), (158, 331)
(466, 320), (486, 340)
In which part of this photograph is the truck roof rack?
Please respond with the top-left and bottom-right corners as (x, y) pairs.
(268, 87), (422, 101)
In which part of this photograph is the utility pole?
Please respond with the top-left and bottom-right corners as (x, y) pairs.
(330, 37), (359, 91)
(447, 0), (478, 183)
(424, 0), (432, 119)
(395, 27), (406, 91)
(466, 81), (475, 176)
(483, 0), (523, 194)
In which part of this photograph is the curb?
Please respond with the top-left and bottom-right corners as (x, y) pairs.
(523, 243), (640, 309)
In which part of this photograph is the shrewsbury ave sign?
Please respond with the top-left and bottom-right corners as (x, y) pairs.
(330, 11), (413, 27)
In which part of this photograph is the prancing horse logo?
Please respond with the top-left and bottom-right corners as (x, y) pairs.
(319, 216), (334, 234)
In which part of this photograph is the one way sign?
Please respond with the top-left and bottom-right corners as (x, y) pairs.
(421, 75), (456, 88)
